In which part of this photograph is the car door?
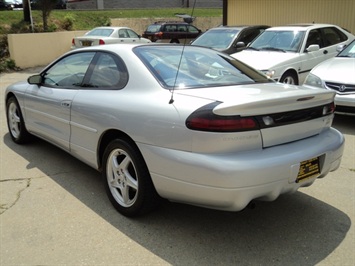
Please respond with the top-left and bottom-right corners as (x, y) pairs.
(299, 27), (349, 83)
(24, 52), (96, 150)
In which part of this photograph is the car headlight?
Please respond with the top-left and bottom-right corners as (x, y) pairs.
(304, 73), (324, 89)
(262, 70), (275, 79)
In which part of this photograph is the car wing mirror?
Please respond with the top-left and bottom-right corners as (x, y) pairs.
(306, 44), (320, 52)
(235, 41), (246, 48)
(28, 74), (43, 85)
(336, 44), (346, 52)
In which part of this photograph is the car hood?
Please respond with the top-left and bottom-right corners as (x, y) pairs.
(177, 83), (335, 116)
(232, 50), (298, 70)
(311, 58), (355, 84)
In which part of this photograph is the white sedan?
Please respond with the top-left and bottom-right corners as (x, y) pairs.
(71, 26), (151, 49)
(5, 44), (344, 217)
(303, 39), (355, 115)
(232, 24), (355, 85)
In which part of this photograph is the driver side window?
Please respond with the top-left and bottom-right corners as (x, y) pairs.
(43, 52), (95, 87)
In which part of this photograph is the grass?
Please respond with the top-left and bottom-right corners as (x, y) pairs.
(0, 8), (222, 33)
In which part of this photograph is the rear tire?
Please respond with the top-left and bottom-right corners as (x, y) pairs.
(102, 139), (160, 217)
(6, 96), (32, 144)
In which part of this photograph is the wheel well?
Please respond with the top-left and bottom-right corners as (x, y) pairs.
(97, 129), (138, 171)
(281, 69), (299, 84)
(5, 92), (16, 103)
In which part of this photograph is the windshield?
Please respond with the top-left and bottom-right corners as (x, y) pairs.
(86, 28), (114, 37)
(250, 30), (305, 52)
(192, 29), (240, 49)
(337, 40), (355, 58)
(134, 45), (270, 89)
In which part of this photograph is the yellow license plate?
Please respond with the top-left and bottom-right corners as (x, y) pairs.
(296, 157), (320, 183)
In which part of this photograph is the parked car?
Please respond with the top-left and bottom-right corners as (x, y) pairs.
(31, 0), (66, 9)
(232, 24), (355, 84)
(190, 25), (269, 54)
(0, 0), (15, 10)
(5, 44), (344, 217)
(303, 39), (355, 115)
(142, 21), (201, 43)
(71, 26), (151, 49)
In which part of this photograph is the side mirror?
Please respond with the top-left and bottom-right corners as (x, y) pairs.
(336, 44), (346, 52)
(235, 41), (246, 48)
(306, 44), (320, 52)
(28, 74), (43, 85)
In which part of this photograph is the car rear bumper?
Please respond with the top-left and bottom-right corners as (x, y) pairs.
(138, 127), (344, 211)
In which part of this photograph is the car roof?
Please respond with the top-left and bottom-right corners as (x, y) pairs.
(90, 26), (131, 30)
(265, 23), (342, 31)
(214, 25), (269, 30)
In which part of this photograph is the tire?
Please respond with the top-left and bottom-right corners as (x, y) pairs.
(280, 71), (298, 85)
(102, 139), (160, 217)
(170, 39), (180, 44)
(6, 96), (32, 144)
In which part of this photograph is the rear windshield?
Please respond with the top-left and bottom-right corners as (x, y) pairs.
(192, 29), (240, 49)
(146, 25), (161, 33)
(134, 45), (271, 89)
(86, 29), (114, 37)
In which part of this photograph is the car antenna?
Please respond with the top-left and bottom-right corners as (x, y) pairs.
(169, 0), (197, 104)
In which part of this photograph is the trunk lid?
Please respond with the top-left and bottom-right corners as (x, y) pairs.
(178, 83), (335, 148)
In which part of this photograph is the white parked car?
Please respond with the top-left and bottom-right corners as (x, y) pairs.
(303, 39), (355, 115)
(5, 44), (344, 217)
(71, 26), (151, 49)
(231, 24), (355, 85)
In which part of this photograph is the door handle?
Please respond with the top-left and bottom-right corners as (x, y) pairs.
(323, 50), (328, 54)
(61, 101), (71, 107)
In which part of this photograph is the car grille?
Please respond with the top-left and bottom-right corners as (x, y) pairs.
(325, 82), (355, 94)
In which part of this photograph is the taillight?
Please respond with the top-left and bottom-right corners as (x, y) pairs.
(323, 102), (335, 115)
(154, 32), (163, 38)
(72, 38), (75, 45)
(99, 39), (105, 45)
(186, 102), (259, 132)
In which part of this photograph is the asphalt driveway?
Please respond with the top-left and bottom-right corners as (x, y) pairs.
(1, 68), (354, 265)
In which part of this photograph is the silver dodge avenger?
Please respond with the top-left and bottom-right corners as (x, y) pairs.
(5, 44), (344, 217)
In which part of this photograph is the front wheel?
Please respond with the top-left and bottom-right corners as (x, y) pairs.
(280, 71), (298, 85)
(6, 96), (32, 144)
(102, 139), (160, 217)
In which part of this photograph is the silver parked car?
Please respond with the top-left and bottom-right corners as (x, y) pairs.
(303, 39), (355, 115)
(5, 44), (344, 217)
(71, 26), (151, 49)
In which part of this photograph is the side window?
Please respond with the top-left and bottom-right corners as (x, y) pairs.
(178, 25), (187, 32)
(43, 52), (95, 87)
(87, 52), (128, 89)
(321, 27), (347, 47)
(127, 29), (139, 38)
(305, 29), (323, 49)
(187, 25), (199, 33)
(239, 29), (262, 46)
(118, 29), (128, 38)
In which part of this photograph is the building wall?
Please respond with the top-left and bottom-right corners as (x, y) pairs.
(226, 0), (355, 34)
(68, 0), (222, 10)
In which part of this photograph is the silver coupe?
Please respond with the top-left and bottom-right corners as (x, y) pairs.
(5, 44), (344, 217)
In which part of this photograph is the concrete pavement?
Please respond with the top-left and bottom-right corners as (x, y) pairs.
(1, 68), (354, 265)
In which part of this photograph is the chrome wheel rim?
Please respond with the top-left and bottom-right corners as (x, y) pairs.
(106, 148), (138, 207)
(8, 102), (21, 138)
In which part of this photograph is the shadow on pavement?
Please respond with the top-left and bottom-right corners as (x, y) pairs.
(2, 115), (353, 265)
